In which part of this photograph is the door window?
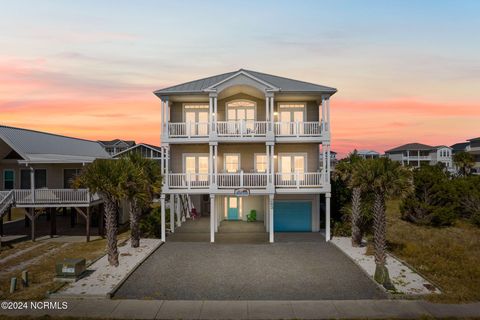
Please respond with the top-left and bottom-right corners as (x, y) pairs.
(3, 170), (14, 190)
(226, 100), (255, 131)
(225, 154), (240, 173)
(64, 169), (81, 188)
(184, 155), (209, 181)
(255, 154), (267, 173)
(184, 104), (209, 136)
(278, 104), (305, 135)
(279, 155), (306, 181)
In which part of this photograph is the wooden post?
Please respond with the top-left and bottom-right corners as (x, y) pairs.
(86, 207), (90, 242)
(98, 204), (104, 237)
(10, 277), (17, 293)
(62, 207), (67, 216)
(50, 208), (56, 238)
(70, 207), (75, 227)
(0, 215), (3, 237)
(7, 209), (11, 221)
(25, 213), (30, 228)
(30, 208), (36, 242)
(21, 270), (29, 287)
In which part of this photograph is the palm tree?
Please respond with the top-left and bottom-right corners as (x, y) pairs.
(74, 159), (129, 267)
(353, 158), (412, 289)
(334, 151), (364, 246)
(122, 153), (162, 248)
(453, 151), (475, 176)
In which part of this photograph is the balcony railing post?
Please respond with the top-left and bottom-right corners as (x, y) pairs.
(240, 170), (244, 187)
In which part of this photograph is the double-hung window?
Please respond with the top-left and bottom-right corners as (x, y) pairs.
(3, 170), (14, 190)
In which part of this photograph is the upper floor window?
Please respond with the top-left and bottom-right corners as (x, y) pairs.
(255, 154), (267, 173)
(226, 100), (255, 122)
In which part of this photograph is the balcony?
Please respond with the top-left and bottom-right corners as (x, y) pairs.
(0, 189), (102, 208)
(167, 171), (326, 191)
(165, 121), (326, 142)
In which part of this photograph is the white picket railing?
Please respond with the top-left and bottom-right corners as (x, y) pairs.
(216, 121), (268, 137)
(217, 172), (268, 188)
(168, 122), (209, 138)
(13, 189), (98, 205)
(275, 172), (324, 188)
(0, 190), (14, 216)
(168, 173), (210, 189)
(274, 121), (322, 137)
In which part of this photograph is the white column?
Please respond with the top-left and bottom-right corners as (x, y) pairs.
(407, 150), (410, 165)
(165, 146), (169, 188)
(160, 195), (166, 242)
(326, 97), (331, 133)
(175, 194), (181, 227)
(269, 194), (274, 243)
(209, 144), (213, 185)
(265, 96), (270, 122)
(214, 144), (218, 185)
(266, 144), (270, 183)
(326, 144), (331, 183)
(160, 146), (164, 176)
(325, 193), (331, 242)
(165, 98), (170, 138)
(213, 94), (218, 133)
(30, 167), (35, 202)
(270, 95), (275, 130)
(271, 144), (275, 185)
(209, 96), (214, 133)
(321, 96), (326, 131)
(322, 145), (327, 183)
(161, 100), (165, 137)
(210, 194), (215, 243)
(169, 194), (175, 233)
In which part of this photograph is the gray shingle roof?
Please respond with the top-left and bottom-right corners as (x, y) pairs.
(154, 69), (337, 95)
(385, 143), (434, 153)
(0, 125), (110, 163)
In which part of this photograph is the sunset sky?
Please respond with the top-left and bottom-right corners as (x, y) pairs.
(1, 0), (479, 157)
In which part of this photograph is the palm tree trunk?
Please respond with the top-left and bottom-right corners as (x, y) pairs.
(373, 192), (394, 290)
(130, 199), (141, 248)
(351, 187), (362, 246)
(104, 198), (119, 267)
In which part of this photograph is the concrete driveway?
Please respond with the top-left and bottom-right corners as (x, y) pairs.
(114, 236), (386, 300)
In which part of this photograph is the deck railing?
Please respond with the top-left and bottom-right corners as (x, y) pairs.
(0, 190), (14, 216)
(168, 122), (209, 138)
(217, 172), (268, 188)
(274, 121), (322, 137)
(167, 121), (324, 138)
(216, 121), (268, 137)
(12, 189), (98, 205)
(167, 171), (324, 189)
(275, 172), (324, 188)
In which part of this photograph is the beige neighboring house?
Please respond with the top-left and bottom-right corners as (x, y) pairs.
(98, 139), (136, 156)
(0, 125), (111, 241)
(154, 69), (336, 243)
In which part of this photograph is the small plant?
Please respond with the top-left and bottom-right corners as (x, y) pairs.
(247, 210), (256, 222)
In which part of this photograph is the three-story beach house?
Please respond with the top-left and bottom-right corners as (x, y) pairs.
(154, 69), (336, 243)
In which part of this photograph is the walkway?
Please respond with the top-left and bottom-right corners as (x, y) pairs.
(2, 299), (480, 319)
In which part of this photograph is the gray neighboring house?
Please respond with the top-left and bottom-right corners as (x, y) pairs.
(154, 68), (336, 243)
(0, 125), (111, 241)
(451, 137), (480, 174)
(98, 139), (136, 156)
(356, 149), (380, 159)
(385, 143), (453, 170)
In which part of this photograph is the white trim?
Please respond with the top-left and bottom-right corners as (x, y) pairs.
(3, 169), (15, 190)
(204, 70), (279, 92)
(223, 153), (241, 173)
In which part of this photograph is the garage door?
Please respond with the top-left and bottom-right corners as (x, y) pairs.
(274, 201), (312, 232)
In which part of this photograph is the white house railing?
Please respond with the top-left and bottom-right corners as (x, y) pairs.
(167, 121), (325, 138)
(168, 122), (209, 138)
(275, 172), (324, 188)
(167, 172), (324, 189)
(274, 121), (323, 137)
(217, 172), (268, 188)
(12, 189), (99, 205)
(216, 121), (268, 137)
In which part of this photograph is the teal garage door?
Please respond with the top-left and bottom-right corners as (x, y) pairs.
(274, 201), (312, 232)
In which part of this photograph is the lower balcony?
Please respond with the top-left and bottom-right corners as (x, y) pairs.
(167, 171), (326, 191)
(0, 189), (101, 209)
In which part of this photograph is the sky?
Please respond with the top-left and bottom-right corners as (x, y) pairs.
(0, 0), (479, 157)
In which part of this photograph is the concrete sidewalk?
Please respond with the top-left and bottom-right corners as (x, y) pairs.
(2, 299), (480, 319)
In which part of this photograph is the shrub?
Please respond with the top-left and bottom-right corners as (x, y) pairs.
(139, 206), (170, 238)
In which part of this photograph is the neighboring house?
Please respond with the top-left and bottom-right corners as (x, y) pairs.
(385, 143), (453, 169)
(357, 150), (380, 159)
(154, 69), (336, 243)
(98, 139), (136, 156)
(319, 150), (338, 169)
(452, 137), (480, 174)
(0, 125), (111, 241)
(112, 143), (163, 162)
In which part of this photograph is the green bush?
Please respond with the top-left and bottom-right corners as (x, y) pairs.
(139, 206), (170, 238)
(247, 210), (257, 222)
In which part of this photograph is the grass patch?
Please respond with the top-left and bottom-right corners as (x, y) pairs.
(386, 199), (480, 303)
(0, 231), (130, 300)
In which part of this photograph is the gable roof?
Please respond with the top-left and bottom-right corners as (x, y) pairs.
(98, 139), (136, 147)
(451, 142), (470, 151)
(0, 125), (110, 163)
(385, 143), (434, 153)
(357, 149), (380, 155)
(112, 143), (163, 158)
(154, 69), (337, 96)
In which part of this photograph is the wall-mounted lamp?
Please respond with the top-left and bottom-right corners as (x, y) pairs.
(273, 112), (278, 117)
(212, 113), (216, 116)
(274, 155), (278, 159)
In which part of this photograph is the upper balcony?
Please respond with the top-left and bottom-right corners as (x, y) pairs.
(166, 120), (327, 143)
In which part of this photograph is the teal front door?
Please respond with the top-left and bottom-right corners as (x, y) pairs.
(227, 197), (239, 220)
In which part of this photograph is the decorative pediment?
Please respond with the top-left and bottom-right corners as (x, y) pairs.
(204, 70), (279, 94)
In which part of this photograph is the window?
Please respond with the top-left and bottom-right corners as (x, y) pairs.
(224, 154), (240, 173)
(255, 154), (267, 173)
(64, 169), (81, 188)
(278, 103), (305, 135)
(3, 170), (14, 190)
(184, 104), (209, 136)
(20, 169), (47, 189)
(226, 100), (256, 131)
(279, 154), (306, 181)
(184, 154), (209, 181)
